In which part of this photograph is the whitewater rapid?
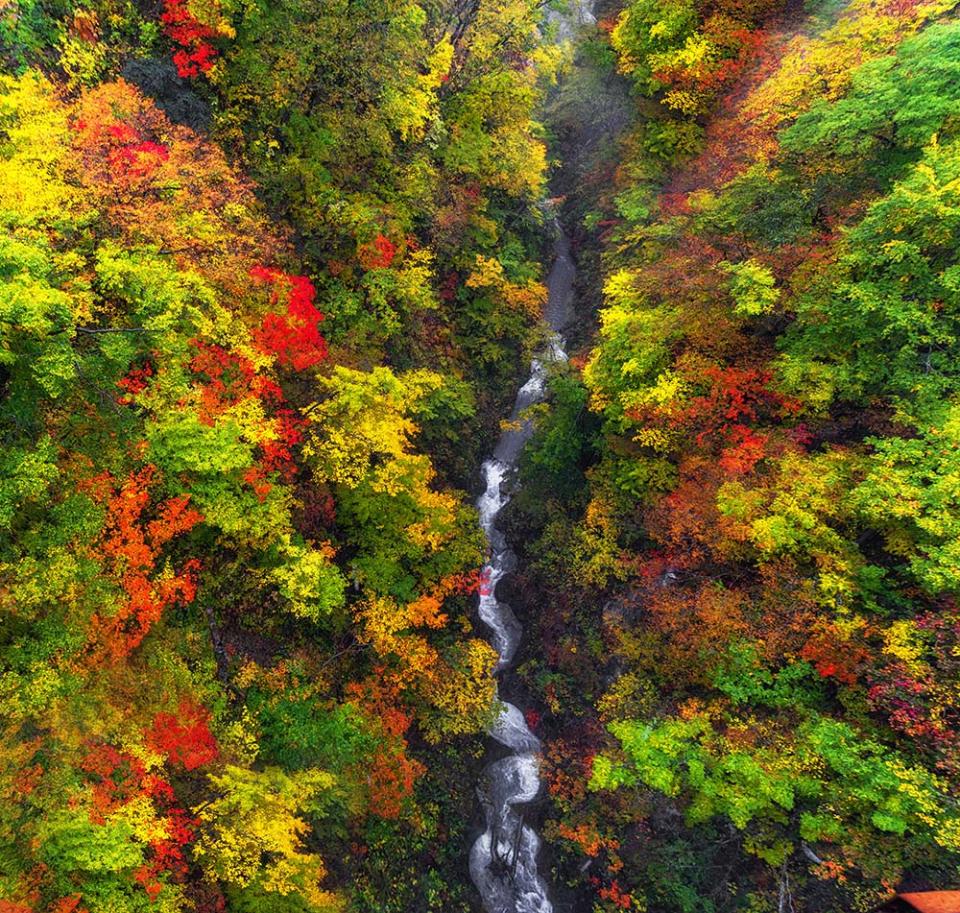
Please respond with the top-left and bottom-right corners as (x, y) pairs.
(468, 223), (576, 913)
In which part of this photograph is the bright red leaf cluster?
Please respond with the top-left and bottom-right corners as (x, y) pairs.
(161, 0), (219, 78)
(358, 234), (398, 270)
(250, 266), (329, 370)
(147, 699), (219, 770)
(117, 361), (155, 404)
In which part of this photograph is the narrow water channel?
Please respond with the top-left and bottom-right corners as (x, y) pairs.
(468, 223), (577, 913)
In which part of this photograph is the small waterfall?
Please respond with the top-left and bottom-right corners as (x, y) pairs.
(545, 0), (596, 40)
(468, 224), (576, 913)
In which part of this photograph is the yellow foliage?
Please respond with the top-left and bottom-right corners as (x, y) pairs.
(303, 366), (443, 488)
(111, 794), (171, 846)
(882, 620), (929, 676)
(382, 33), (453, 140)
(424, 638), (498, 739)
(466, 254), (507, 289)
(57, 33), (108, 87)
(466, 254), (546, 317)
(404, 482), (460, 551)
(356, 596), (440, 678)
(194, 765), (335, 899)
(603, 269), (644, 308)
(217, 706), (261, 765)
(0, 73), (82, 227)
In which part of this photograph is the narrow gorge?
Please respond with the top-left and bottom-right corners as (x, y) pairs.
(469, 221), (575, 913)
(4, 0), (960, 911)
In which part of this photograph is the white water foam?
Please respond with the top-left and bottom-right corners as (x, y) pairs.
(469, 220), (579, 913)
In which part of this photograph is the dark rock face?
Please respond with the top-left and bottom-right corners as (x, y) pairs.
(121, 58), (211, 132)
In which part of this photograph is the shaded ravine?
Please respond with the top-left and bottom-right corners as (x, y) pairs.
(468, 221), (577, 913)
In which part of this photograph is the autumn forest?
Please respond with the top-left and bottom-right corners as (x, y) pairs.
(1, 0), (959, 911)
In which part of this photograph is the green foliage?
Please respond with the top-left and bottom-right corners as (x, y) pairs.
(39, 808), (144, 875)
(583, 271), (676, 431)
(250, 684), (372, 774)
(269, 539), (347, 622)
(1, 0), (63, 71)
(522, 370), (593, 497)
(854, 407), (960, 593)
(782, 21), (960, 170)
(0, 30), (514, 906)
(694, 164), (816, 246)
(642, 117), (704, 159)
(721, 259), (780, 317)
(0, 434), (58, 530)
(612, 0), (699, 95)
(13, 0), (960, 910)
(37, 805), (186, 913)
(593, 713), (960, 853)
(782, 135), (960, 421)
(710, 643), (823, 709)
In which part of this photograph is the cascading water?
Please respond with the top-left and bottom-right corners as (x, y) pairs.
(546, 0), (596, 39)
(468, 222), (577, 913)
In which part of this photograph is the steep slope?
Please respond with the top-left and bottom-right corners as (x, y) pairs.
(507, 0), (960, 910)
(0, 2), (565, 912)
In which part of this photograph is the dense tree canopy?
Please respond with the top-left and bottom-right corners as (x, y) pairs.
(502, 0), (960, 910)
(0, 2), (556, 910)
(3, 0), (960, 911)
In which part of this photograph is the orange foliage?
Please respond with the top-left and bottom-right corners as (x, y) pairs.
(596, 879), (635, 909)
(677, 366), (797, 446)
(0, 902), (36, 913)
(117, 361), (155, 405)
(347, 670), (414, 740)
(544, 738), (598, 806)
(69, 8), (100, 41)
(645, 583), (752, 675)
(88, 467), (202, 660)
(357, 234), (398, 270)
(364, 747), (426, 819)
(557, 821), (620, 857)
(354, 574), (481, 681)
(801, 623), (869, 686)
(644, 458), (737, 567)
(69, 81), (285, 286)
(719, 424), (770, 474)
(346, 672), (425, 818)
(70, 87), (172, 190)
(188, 343), (257, 425)
(185, 340), (308, 490)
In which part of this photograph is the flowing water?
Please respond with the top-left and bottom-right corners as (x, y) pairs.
(468, 224), (577, 913)
(547, 0), (597, 39)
